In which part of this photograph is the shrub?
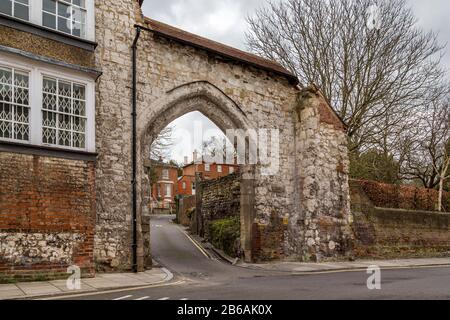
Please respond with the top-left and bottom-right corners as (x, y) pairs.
(209, 217), (240, 258)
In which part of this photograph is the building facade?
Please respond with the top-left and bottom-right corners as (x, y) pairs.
(145, 159), (178, 210)
(178, 155), (240, 197)
(0, 0), (99, 279)
(0, 0), (353, 280)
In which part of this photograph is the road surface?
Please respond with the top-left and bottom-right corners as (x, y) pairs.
(56, 215), (450, 300)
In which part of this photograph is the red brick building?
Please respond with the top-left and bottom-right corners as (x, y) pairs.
(145, 159), (179, 210)
(178, 155), (239, 197)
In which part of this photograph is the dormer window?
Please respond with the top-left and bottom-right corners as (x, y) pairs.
(0, 0), (29, 21)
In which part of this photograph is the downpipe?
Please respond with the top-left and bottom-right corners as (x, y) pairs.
(131, 24), (153, 273)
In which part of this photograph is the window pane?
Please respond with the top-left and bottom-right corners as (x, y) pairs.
(14, 121), (29, 141)
(57, 1), (70, 18)
(16, 0), (29, 4)
(72, 0), (85, 8)
(43, 78), (57, 94)
(14, 2), (28, 20)
(72, 132), (85, 148)
(58, 81), (71, 97)
(0, 84), (12, 103)
(72, 7), (84, 22)
(0, 68), (12, 84)
(0, 0), (12, 15)
(43, 12), (56, 29)
(58, 16), (71, 34)
(42, 110), (57, 128)
(59, 130), (71, 146)
(58, 96), (71, 113)
(14, 87), (28, 105)
(0, 103), (12, 121)
(42, 127), (56, 144)
(0, 118), (12, 139)
(73, 100), (85, 116)
(72, 22), (81, 37)
(43, 0), (56, 13)
(72, 116), (85, 132)
(14, 72), (28, 87)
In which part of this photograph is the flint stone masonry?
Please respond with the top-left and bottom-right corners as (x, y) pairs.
(0, 0), (354, 280)
(93, 0), (352, 269)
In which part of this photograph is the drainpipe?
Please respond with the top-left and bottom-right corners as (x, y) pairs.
(131, 24), (153, 273)
(131, 26), (141, 273)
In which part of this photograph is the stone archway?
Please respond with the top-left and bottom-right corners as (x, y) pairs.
(136, 81), (256, 268)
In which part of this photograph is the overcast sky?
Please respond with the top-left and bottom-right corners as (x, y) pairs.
(142, 0), (450, 163)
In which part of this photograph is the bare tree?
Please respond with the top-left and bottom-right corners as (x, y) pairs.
(246, 0), (446, 152)
(150, 125), (175, 160)
(400, 92), (449, 210)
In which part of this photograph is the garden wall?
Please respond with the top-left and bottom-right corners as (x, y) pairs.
(350, 180), (450, 259)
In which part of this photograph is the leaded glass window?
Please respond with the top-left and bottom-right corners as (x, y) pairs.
(42, 0), (86, 38)
(0, 0), (29, 21)
(42, 76), (86, 149)
(0, 67), (30, 142)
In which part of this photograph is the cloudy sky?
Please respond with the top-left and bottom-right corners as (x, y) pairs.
(141, 0), (450, 163)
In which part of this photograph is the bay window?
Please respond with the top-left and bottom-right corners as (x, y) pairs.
(0, 55), (95, 152)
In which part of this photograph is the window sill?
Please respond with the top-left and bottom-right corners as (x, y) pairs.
(0, 14), (97, 52)
(0, 140), (97, 161)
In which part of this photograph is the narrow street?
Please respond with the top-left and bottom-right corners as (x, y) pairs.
(54, 215), (450, 300)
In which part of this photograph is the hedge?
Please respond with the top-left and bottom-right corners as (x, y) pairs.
(353, 180), (450, 212)
(209, 217), (240, 258)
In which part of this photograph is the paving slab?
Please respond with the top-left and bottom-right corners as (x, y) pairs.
(0, 268), (172, 300)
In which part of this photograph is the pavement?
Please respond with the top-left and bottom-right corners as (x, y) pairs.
(238, 258), (450, 274)
(0, 267), (173, 300)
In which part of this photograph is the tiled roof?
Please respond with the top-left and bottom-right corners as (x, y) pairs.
(143, 18), (299, 85)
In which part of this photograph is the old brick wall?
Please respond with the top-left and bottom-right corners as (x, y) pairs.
(0, 153), (95, 281)
(350, 181), (450, 259)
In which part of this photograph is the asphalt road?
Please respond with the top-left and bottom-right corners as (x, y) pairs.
(56, 215), (450, 300)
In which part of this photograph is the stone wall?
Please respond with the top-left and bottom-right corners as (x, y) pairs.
(0, 153), (96, 281)
(94, 0), (352, 268)
(199, 173), (241, 240)
(351, 181), (450, 259)
(292, 87), (353, 262)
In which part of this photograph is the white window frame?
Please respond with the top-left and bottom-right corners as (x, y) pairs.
(0, 0), (95, 41)
(217, 165), (222, 173)
(182, 181), (186, 190)
(165, 184), (172, 198)
(162, 169), (169, 180)
(0, 65), (30, 143)
(0, 53), (96, 152)
(229, 167), (234, 174)
(0, 0), (30, 22)
(204, 163), (210, 172)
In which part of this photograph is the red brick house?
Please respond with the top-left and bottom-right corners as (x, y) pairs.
(145, 159), (179, 210)
(178, 153), (239, 197)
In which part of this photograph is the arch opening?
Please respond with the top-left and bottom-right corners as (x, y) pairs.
(137, 82), (257, 269)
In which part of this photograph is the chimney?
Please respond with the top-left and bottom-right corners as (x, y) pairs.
(193, 150), (199, 163)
